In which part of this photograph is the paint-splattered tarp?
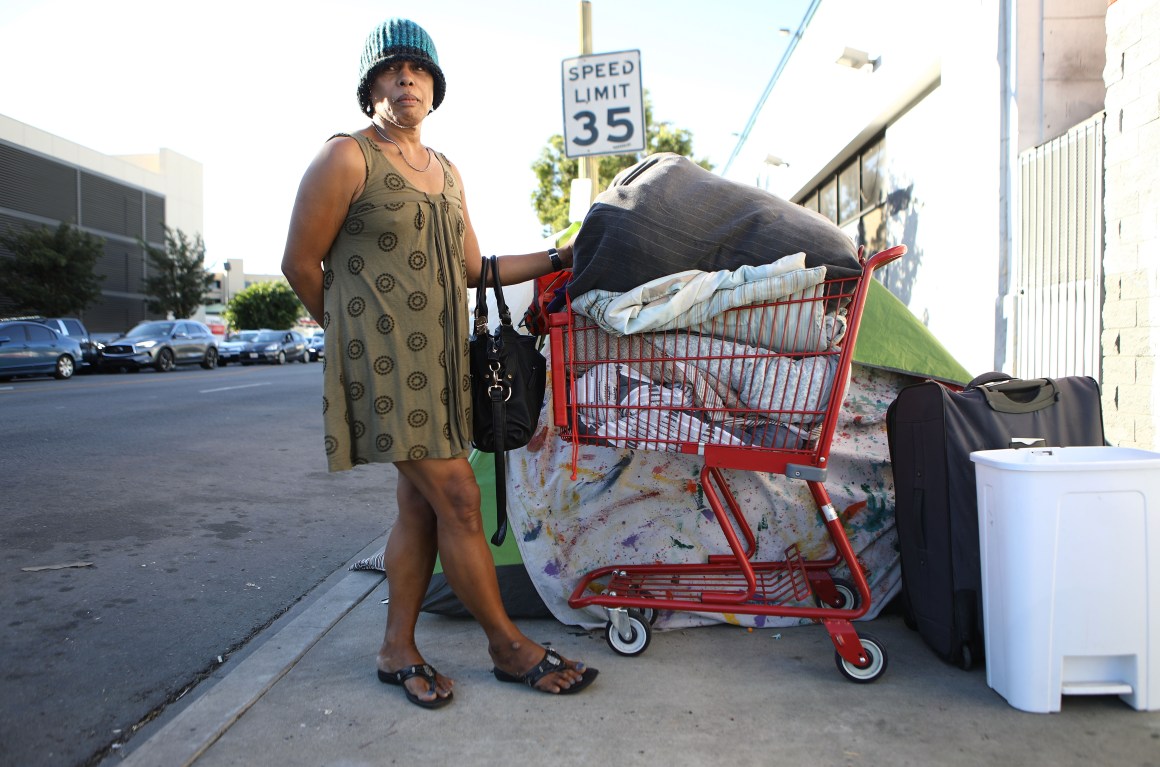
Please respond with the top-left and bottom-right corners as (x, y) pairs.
(506, 362), (909, 631)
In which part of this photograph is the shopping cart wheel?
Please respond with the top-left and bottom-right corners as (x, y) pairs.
(834, 633), (888, 683)
(605, 610), (651, 656)
(814, 578), (860, 610)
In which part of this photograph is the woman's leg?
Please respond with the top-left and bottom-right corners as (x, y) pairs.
(394, 456), (590, 692)
(377, 469), (453, 703)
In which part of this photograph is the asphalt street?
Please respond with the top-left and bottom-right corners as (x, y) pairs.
(0, 361), (396, 767)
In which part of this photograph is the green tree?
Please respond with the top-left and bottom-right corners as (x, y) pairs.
(0, 221), (105, 316)
(140, 226), (212, 319)
(225, 281), (302, 330)
(530, 93), (713, 234)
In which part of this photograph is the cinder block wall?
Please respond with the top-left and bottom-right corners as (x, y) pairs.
(1102, 0), (1160, 449)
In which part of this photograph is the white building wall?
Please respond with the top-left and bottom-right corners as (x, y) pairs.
(1102, 0), (1160, 450)
(727, 0), (1001, 375)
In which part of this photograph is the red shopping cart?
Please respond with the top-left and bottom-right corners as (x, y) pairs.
(547, 245), (906, 682)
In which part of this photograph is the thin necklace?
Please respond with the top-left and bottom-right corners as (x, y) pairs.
(371, 122), (433, 173)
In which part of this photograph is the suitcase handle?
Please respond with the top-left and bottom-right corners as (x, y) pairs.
(965, 371), (1013, 389)
(977, 377), (1059, 414)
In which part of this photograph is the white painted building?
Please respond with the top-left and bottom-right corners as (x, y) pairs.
(724, 0), (1158, 449)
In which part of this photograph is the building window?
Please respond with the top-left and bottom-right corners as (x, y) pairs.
(798, 134), (886, 251)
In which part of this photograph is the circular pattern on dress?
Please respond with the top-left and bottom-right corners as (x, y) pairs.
(438, 310), (447, 329)
(373, 355), (394, 375)
(385, 201), (405, 212)
(322, 396), (329, 414)
(348, 381), (365, 401)
(408, 445), (429, 460)
(376, 433), (394, 452)
(322, 311), (331, 329)
(376, 314), (394, 334)
(407, 291), (428, 311)
(407, 332), (427, 352)
(436, 267), (445, 288)
(347, 297), (366, 317)
(324, 435), (338, 455)
(352, 421), (366, 439)
(348, 255), (365, 274)
(374, 395), (393, 415)
(344, 219), (364, 235)
(384, 173), (406, 191)
(375, 273), (396, 293)
(323, 270), (335, 289)
(408, 251), (427, 271)
(442, 423), (451, 441)
(407, 410), (429, 428)
(461, 373), (471, 392)
(407, 371), (427, 391)
(378, 232), (398, 252)
(440, 387), (449, 406)
(438, 350), (446, 369)
(347, 339), (365, 360)
(414, 208), (426, 230)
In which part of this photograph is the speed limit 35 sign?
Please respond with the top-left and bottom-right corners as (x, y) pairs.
(561, 50), (645, 158)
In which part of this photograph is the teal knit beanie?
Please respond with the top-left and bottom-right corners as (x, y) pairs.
(357, 18), (446, 115)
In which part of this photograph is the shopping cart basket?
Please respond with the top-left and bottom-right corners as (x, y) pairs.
(547, 245), (906, 682)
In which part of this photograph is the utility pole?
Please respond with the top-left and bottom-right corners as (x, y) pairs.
(577, 1), (598, 206)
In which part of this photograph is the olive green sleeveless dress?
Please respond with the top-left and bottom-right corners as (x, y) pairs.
(321, 132), (472, 471)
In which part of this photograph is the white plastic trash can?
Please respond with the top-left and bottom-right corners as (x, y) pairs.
(970, 446), (1160, 713)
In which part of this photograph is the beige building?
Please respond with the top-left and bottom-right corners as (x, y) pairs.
(0, 113), (203, 333)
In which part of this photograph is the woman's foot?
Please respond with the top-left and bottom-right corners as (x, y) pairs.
(490, 642), (598, 694)
(378, 650), (454, 707)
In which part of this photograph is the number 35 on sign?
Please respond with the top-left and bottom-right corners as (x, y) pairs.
(561, 50), (645, 158)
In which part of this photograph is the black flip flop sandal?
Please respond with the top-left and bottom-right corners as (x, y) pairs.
(492, 648), (598, 694)
(377, 663), (453, 709)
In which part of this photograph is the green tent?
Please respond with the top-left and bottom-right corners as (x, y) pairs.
(421, 450), (551, 617)
(853, 278), (971, 385)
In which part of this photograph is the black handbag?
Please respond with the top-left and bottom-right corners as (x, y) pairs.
(470, 255), (547, 545)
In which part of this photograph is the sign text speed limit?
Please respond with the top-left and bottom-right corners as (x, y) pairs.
(561, 50), (644, 158)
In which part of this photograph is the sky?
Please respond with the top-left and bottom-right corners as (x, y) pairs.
(0, 0), (810, 277)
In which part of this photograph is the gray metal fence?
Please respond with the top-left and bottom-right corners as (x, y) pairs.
(1012, 112), (1104, 380)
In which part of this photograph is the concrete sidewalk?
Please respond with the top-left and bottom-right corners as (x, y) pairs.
(113, 550), (1160, 767)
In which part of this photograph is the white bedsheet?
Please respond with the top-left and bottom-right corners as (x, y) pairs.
(506, 362), (909, 630)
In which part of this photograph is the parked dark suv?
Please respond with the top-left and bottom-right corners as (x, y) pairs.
(100, 320), (219, 372)
(239, 329), (307, 365)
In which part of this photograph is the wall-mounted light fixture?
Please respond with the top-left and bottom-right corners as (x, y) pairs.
(764, 154), (791, 168)
(836, 46), (881, 72)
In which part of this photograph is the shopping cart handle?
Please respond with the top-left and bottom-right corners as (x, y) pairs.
(863, 245), (907, 272)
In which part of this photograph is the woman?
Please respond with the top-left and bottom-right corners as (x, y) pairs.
(281, 18), (595, 709)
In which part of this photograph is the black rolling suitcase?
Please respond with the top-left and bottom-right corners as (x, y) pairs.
(886, 373), (1105, 669)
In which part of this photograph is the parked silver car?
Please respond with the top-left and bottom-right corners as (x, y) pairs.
(100, 320), (219, 372)
(0, 320), (83, 381)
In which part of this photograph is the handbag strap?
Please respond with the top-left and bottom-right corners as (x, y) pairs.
(474, 254), (511, 546)
(490, 411), (509, 546)
(473, 255), (492, 336)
